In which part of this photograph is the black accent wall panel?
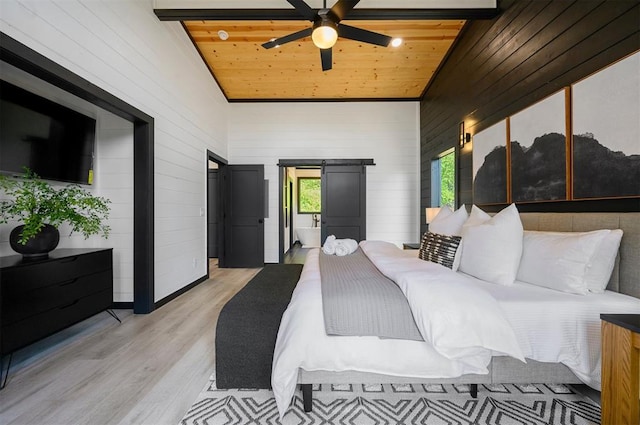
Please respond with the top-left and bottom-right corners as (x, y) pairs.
(419, 0), (640, 236)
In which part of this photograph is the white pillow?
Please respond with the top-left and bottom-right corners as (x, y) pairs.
(429, 205), (468, 271)
(464, 204), (491, 227)
(430, 205), (452, 223)
(458, 204), (523, 286)
(585, 229), (623, 293)
(517, 230), (610, 295)
(587, 229), (622, 293)
(429, 205), (468, 237)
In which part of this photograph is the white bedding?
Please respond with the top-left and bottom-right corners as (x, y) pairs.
(479, 278), (640, 388)
(359, 241), (525, 365)
(271, 240), (640, 418)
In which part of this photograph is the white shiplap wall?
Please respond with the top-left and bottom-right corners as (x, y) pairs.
(0, 0), (229, 302)
(228, 102), (420, 262)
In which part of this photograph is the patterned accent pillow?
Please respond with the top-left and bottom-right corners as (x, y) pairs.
(418, 232), (462, 269)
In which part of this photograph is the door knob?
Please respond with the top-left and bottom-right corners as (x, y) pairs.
(258, 219), (263, 223)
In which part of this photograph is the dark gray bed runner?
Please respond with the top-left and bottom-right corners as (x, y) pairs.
(319, 248), (423, 341)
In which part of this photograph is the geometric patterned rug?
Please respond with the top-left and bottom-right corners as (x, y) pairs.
(179, 373), (600, 425)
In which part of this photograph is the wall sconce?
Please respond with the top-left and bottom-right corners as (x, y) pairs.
(459, 121), (471, 147)
(425, 207), (441, 224)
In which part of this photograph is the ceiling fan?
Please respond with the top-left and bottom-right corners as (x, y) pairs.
(261, 0), (393, 71)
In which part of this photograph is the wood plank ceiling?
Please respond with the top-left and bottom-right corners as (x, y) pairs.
(183, 19), (464, 100)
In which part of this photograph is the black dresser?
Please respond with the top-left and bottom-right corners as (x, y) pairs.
(0, 248), (114, 357)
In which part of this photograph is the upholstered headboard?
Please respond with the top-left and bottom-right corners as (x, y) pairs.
(519, 212), (640, 298)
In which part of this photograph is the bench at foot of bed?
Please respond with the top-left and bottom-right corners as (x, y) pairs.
(299, 383), (478, 413)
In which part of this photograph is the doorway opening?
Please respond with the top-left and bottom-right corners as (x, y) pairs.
(206, 150), (227, 275)
(283, 167), (321, 264)
(207, 163), (264, 269)
(278, 159), (374, 264)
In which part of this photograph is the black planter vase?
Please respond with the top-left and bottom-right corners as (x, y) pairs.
(10, 224), (60, 258)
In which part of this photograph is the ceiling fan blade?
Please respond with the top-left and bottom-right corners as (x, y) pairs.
(287, 0), (317, 21)
(262, 28), (313, 49)
(330, 0), (360, 21)
(338, 24), (392, 47)
(320, 48), (332, 71)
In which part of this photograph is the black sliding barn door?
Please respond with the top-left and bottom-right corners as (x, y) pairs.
(321, 165), (366, 244)
(224, 165), (264, 267)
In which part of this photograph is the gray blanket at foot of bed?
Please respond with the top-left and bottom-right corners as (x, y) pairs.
(319, 247), (423, 341)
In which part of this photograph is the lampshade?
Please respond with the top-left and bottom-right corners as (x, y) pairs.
(425, 207), (441, 224)
(312, 22), (338, 49)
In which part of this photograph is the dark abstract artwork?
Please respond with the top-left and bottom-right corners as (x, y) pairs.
(573, 133), (640, 198)
(473, 120), (508, 205)
(510, 90), (567, 202)
(511, 133), (567, 201)
(572, 51), (640, 199)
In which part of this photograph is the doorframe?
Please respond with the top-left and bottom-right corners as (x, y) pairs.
(277, 159), (375, 263)
(281, 167), (295, 254)
(206, 150), (228, 271)
(1, 32), (156, 313)
(288, 179), (294, 251)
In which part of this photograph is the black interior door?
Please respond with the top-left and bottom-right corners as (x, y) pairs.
(207, 169), (219, 258)
(321, 165), (366, 244)
(224, 165), (265, 267)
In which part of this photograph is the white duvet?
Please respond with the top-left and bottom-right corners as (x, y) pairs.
(272, 241), (524, 417)
(478, 277), (640, 389)
(271, 240), (640, 418)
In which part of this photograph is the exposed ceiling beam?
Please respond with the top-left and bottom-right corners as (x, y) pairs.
(153, 0), (498, 9)
(154, 8), (500, 21)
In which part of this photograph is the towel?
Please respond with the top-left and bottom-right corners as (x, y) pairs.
(322, 235), (337, 255)
(334, 238), (358, 256)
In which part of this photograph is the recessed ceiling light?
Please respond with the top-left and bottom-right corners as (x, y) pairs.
(391, 38), (402, 47)
(217, 30), (229, 41)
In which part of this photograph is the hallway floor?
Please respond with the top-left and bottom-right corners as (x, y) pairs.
(283, 242), (311, 264)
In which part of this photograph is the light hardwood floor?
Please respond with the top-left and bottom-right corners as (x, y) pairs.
(0, 261), (260, 425)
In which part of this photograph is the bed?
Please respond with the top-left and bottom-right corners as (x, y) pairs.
(271, 212), (640, 417)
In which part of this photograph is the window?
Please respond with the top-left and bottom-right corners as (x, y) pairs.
(431, 149), (455, 208)
(298, 177), (321, 213)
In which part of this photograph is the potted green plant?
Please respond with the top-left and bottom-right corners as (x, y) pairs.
(0, 169), (111, 258)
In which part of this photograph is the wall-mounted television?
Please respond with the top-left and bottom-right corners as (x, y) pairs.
(0, 80), (96, 185)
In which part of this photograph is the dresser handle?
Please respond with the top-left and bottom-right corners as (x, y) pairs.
(59, 278), (78, 287)
(59, 299), (79, 309)
(60, 256), (79, 263)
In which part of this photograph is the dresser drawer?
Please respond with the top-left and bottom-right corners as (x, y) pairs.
(1, 288), (113, 354)
(2, 270), (112, 325)
(1, 250), (112, 291)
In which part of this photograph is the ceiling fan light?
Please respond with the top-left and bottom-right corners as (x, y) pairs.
(312, 23), (338, 49)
